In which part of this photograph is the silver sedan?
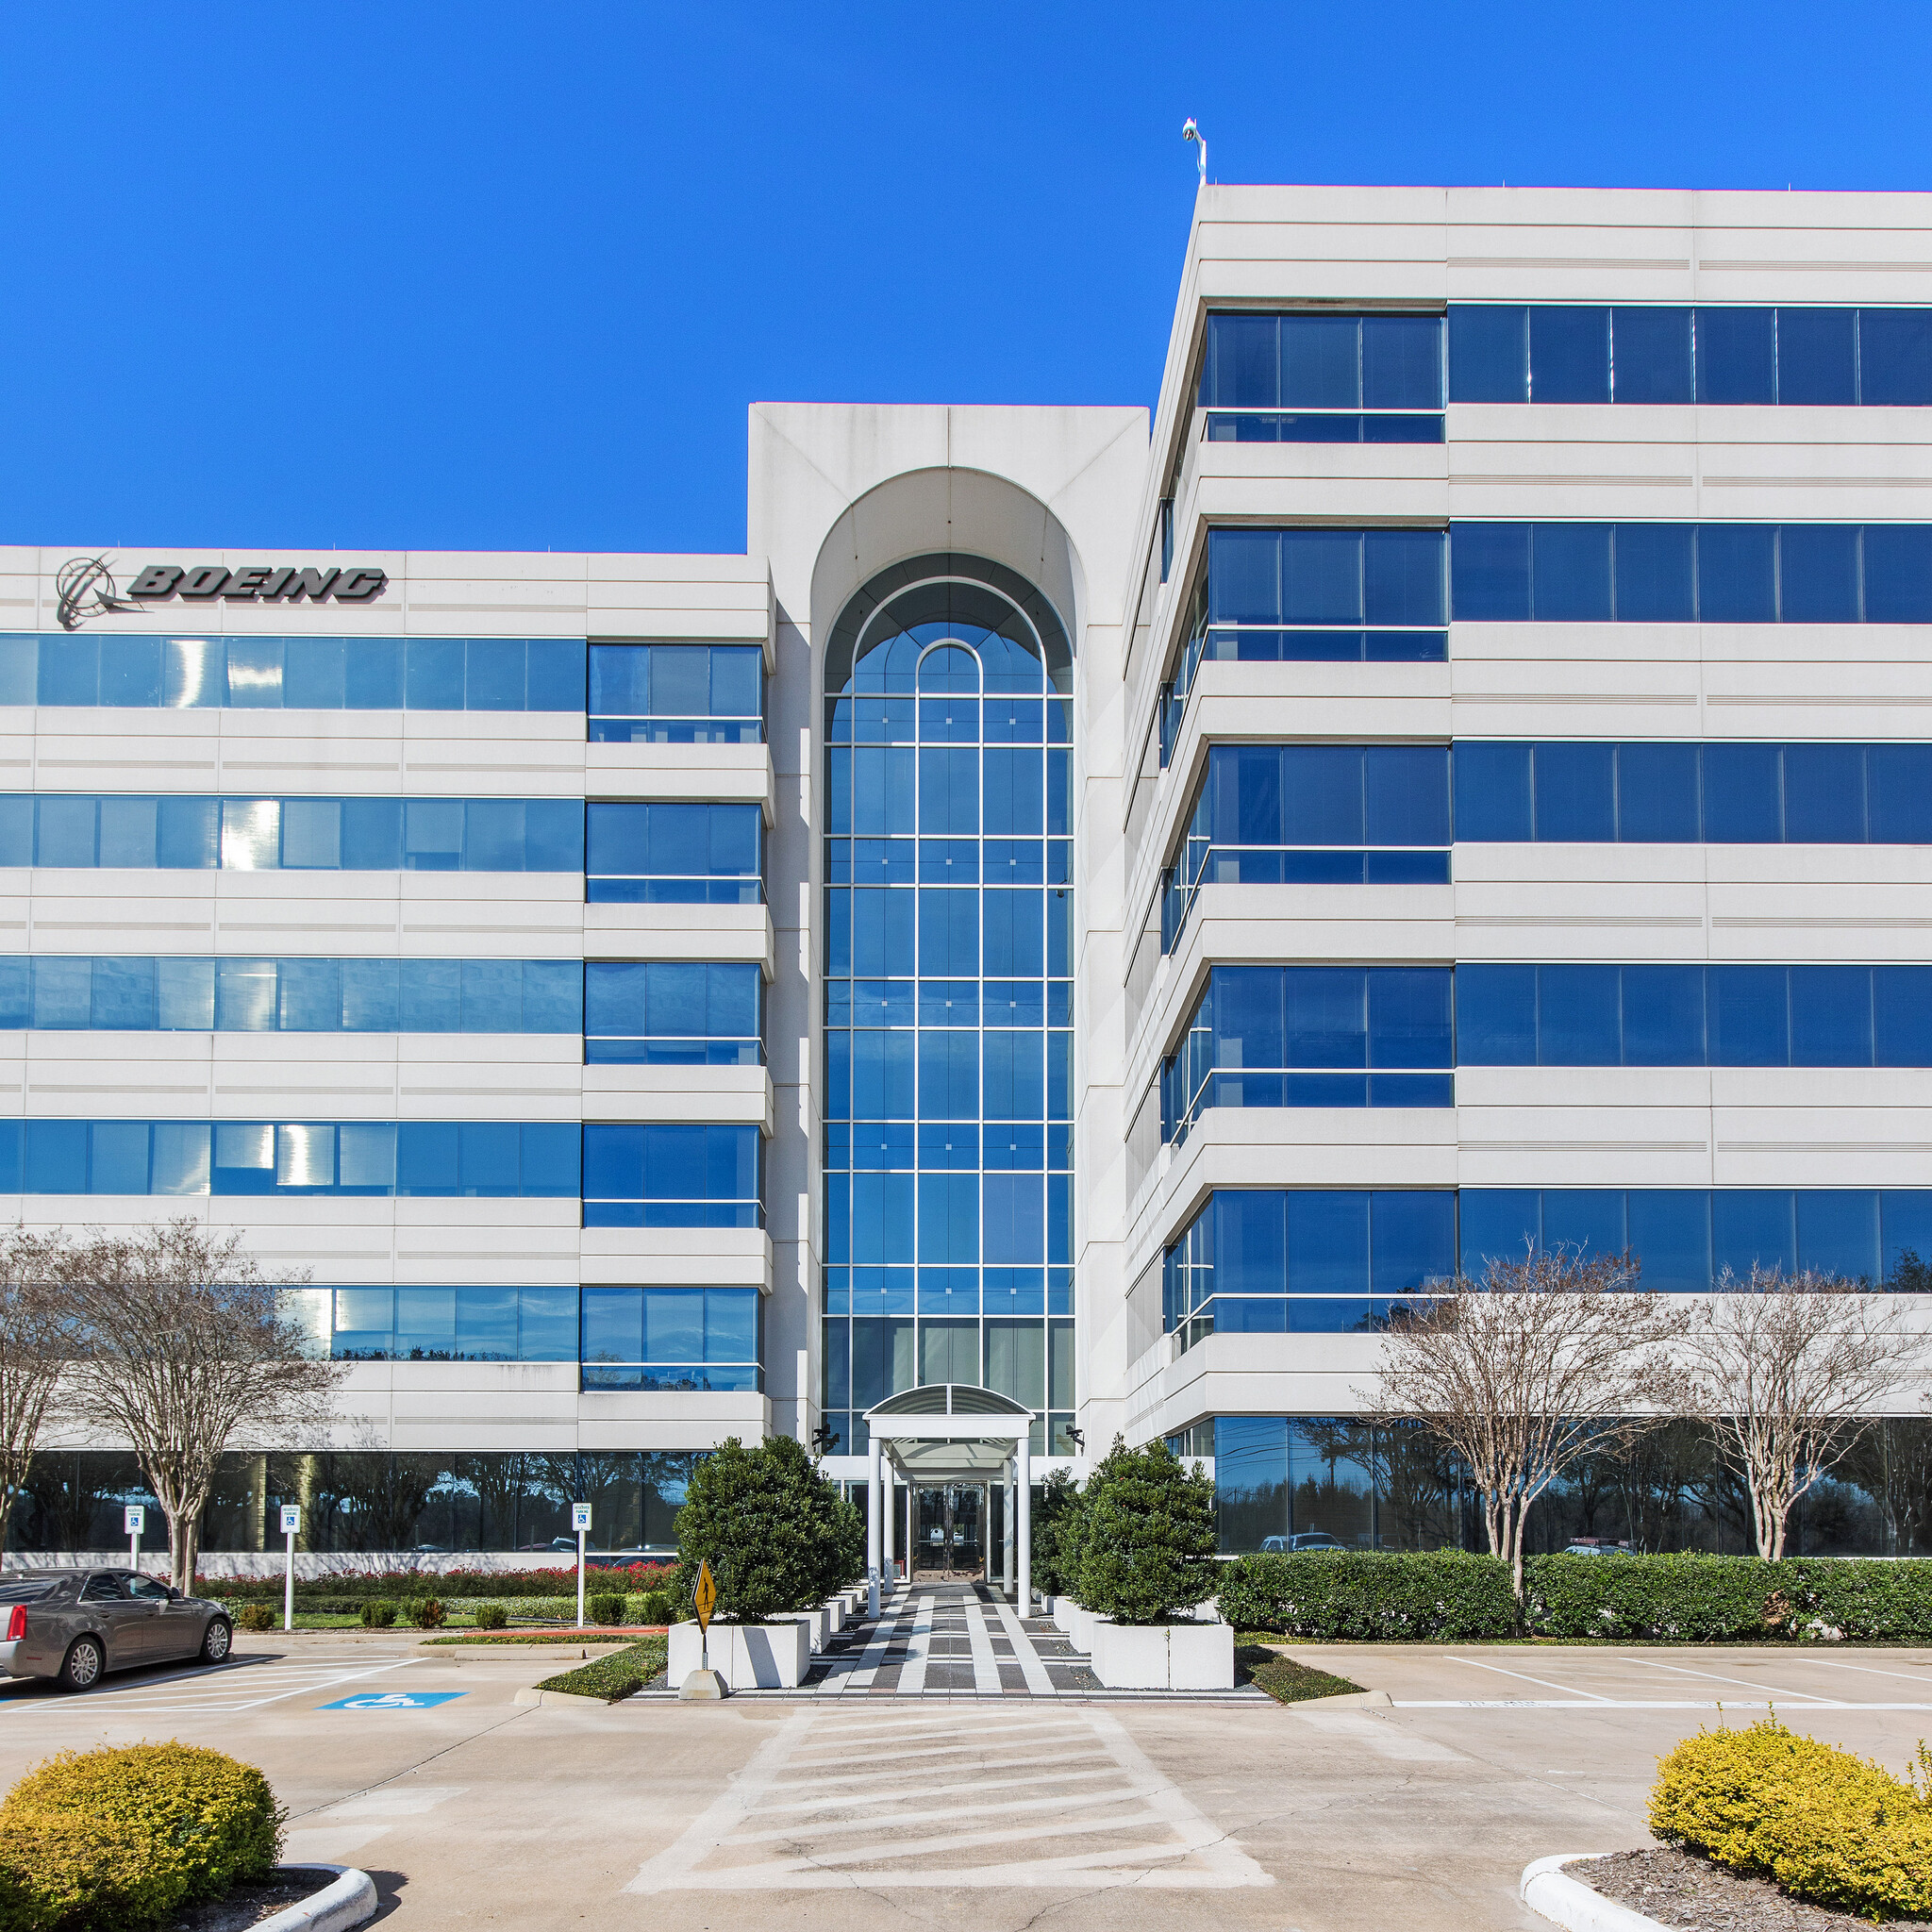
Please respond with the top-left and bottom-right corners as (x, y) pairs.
(0, 1569), (233, 1690)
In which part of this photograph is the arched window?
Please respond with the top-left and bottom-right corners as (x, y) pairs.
(821, 558), (1075, 1462)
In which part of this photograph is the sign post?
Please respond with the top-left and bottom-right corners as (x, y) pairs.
(678, 1557), (725, 1699)
(572, 1503), (592, 1626)
(280, 1506), (302, 1632)
(124, 1505), (143, 1572)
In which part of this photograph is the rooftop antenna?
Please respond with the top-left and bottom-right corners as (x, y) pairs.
(1182, 117), (1207, 185)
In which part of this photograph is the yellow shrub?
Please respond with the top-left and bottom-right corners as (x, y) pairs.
(0, 1742), (282, 1931)
(1650, 1717), (1932, 1919)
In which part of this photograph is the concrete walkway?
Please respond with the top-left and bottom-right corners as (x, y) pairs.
(808, 1581), (1095, 1696)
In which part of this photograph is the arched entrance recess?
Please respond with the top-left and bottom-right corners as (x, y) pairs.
(865, 1384), (1034, 1608)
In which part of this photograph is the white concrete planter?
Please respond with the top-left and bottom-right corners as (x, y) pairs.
(1063, 1604), (1098, 1654)
(775, 1607), (830, 1652)
(824, 1597), (844, 1636)
(1090, 1618), (1235, 1690)
(667, 1619), (810, 1689)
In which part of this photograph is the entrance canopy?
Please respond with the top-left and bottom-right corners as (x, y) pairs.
(861, 1384), (1036, 1605)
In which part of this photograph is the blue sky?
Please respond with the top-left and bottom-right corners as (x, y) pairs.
(2, 2), (1927, 556)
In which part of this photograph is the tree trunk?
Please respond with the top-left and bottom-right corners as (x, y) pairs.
(176, 1516), (199, 1597)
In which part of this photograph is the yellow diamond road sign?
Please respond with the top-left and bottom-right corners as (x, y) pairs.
(693, 1558), (717, 1633)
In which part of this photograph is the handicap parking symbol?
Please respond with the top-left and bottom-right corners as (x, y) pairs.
(320, 1690), (467, 1710)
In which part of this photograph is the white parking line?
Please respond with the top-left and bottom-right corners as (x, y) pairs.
(1624, 1657), (1840, 1704)
(0, 1655), (416, 1718)
(1396, 1699), (1932, 1710)
(1446, 1657), (1613, 1701)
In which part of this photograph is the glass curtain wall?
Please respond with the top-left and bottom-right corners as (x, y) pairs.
(823, 560), (1075, 1457)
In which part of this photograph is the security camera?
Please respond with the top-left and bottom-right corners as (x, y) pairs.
(1182, 118), (1200, 142)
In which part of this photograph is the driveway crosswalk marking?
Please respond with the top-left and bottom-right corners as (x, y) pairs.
(625, 1703), (1273, 1891)
(896, 1595), (936, 1695)
(965, 1598), (1001, 1692)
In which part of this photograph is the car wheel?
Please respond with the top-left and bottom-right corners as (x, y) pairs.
(199, 1617), (232, 1664)
(59, 1636), (104, 1692)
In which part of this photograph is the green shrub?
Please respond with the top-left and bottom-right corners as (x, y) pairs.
(633, 1590), (673, 1625)
(0, 1742), (281, 1930)
(1650, 1716), (1932, 1918)
(406, 1598), (445, 1630)
(536, 1636), (669, 1704)
(672, 1435), (855, 1624)
(1217, 1550), (1518, 1641)
(359, 1600), (396, 1629)
(1030, 1468), (1081, 1599)
(471, 1604), (507, 1631)
(235, 1604), (276, 1634)
(587, 1592), (625, 1626)
(1074, 1437), (1217, 1624)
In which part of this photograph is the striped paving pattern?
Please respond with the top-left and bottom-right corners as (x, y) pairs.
(626, 1701), (1274, 1891)
(0, 1650), (417, 1718)
(808, 1581), (1094, 1696)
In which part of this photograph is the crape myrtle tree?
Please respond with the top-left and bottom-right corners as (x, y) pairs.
(1360, 1245), (1688, 1604)
(1680, 1265), (1924, 1559)
(58, 1221), (344, 1591)
(672, 1434), (861, 1624)
(0, 1229), (80, 1558)
(1074, 1437), (1217, 1624)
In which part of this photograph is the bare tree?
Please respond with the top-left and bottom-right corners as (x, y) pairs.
(58, 1221), (344, 1591)
(0, 1229), (78, 1561)
(1358, 1246), (1688, 1602)
(1679, 1266), (1925, 1560)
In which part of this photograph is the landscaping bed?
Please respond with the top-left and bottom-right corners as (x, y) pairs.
(423, 1626), (667, 1646)
(1234, 1646), (1365, 1704)
(166, 1873), (329, 1930)
(534, 1636), (669, 1703)
(1585, 1847), (1932, 1931)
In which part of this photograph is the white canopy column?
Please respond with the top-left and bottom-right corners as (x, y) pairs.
(1017, 1429), (1031, 1611)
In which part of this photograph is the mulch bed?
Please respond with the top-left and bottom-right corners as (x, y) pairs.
(167, 1872), (330, 1930)
(1585, 1846), (1932, 1930)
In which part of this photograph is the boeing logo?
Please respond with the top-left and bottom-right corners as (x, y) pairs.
(53, 556), (391, 629)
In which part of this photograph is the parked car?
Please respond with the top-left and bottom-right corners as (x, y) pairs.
(1562, 1540), (1634, 1556)
(0, 1569), (232, 1691)
(1259, 1532), (1347, 1553)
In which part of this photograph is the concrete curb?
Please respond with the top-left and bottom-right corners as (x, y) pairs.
(1521, 1855), (1671, 1932)
(512, 1685), (611, 1708)
(256, 1865), (378, 1932)
(1296, 1689), (1392, 1708)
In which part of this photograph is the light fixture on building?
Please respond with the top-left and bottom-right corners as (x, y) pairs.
(1182, 118), (1207, 185)
(1066, 1427), (1085, 1453)
(811, 1423), (840, 1457)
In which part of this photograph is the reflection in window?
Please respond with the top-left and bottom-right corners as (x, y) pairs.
(1163, 967), (1454, 1140)
(821, 558), (1076, 1459)
(1448, 305), (1932, 408)
(1451, 520), (1932, 623)
(581, 1124), (763, 1228)
(588, 643), (763, 742)
(0, 1120), (579, 1197)
(584, 962), (762, 1064)
(0, 635), (586, 710)
(584, 804), (762, 904)
(0, 956), (582, 1033)
(1199, 313), (1443, 441)
(291, 1284), (580, 1361)
(579, 1285), (762, 1391)
(0, 797), (585, 872)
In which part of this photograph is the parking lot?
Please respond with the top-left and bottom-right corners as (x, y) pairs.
(2, 1633), (1929, 1930)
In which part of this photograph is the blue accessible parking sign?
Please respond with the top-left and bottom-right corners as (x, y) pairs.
(320, 1690), (467, 1710)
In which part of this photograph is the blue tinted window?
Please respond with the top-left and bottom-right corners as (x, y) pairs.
(1458, 1191), (1541, 1272)
(1201, 314), (1279, 408)
(1365, 746), (1449, 846)
(1797, 1191), (1881, 1283)
(1615, 742), (1700, 841)
(1858, 309), (1932, 406)
(1541, 1189), (1625, 1260)
(1533, 742), (1615, 841)
(1626, 1191), (1711, 1291)
(1282, 315), (1358, 408)
(1455, 964), (1534, 1063)
(1450, 524), (1530, 620)
(1612, 307), (1691, 404)
(1362, 530), (1445, 626)
(1208, 530), (1281, 625)
(1698, 525), (1778, 623)
(1280, 531), (1360, 625)
(1532, 525), (1612, 621)
(1783, 743), (1865, 842)
(1538, 965), (1620, 1065)
(1710, 966), (1789, 1065)
(1777, 308), (1858, 405)
(1790, 966), (1873, 1066)
(1448, 306), (1526, 402)
(1778, 525), (1860, 623)
(1362, 316), (1442, 409)
(1529, 307), (1609, 403)
(1452, 741), (1531, 841)
(1861, 526), (1932, 623)
(1622, 966), (1706, 1065)
(1613, 525), (1696, 622)
(1875, 968), (1932, 1065)
(1703, 744), (1783, 842)
(1696, 308), (1776, 404)
(1713, 1191), (1794, 1277)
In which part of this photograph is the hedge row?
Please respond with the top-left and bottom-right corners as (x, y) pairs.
(219, 1591), (678, 1625)
(1217, 1551), (1932, 1641)
(200, 1564), (674, 1603)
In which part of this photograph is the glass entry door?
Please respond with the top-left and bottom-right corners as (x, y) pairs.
(912, 1485), (983, 1575)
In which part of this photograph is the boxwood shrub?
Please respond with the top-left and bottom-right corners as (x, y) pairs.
(1217, 1550), (1517, 1641)
(0, 1742), (281, 1931)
